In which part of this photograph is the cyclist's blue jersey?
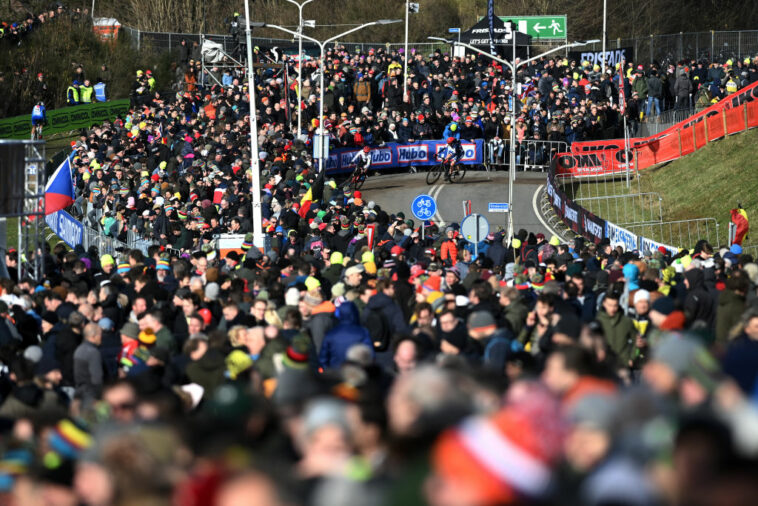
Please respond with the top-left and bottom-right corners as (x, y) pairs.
(31, 105), (46, 121)
(441, 141), (464, 161)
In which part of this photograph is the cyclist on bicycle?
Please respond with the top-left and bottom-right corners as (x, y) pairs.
(31, 101), (47, 139)
(440, 136), (464, 180)
(351, 145), (372, 176)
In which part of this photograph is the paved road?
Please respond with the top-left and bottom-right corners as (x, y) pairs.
(356, 169), (558, 237)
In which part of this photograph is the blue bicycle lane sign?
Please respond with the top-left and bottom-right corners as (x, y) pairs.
(411, 194), (437, 221)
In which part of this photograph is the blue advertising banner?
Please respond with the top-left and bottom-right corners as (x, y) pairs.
(639, 236), (678, 257)
(45, 209), (83, 249)
(605, 221), (638, 252)
(324, 139), (484, 175)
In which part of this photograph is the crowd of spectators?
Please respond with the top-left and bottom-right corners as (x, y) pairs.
(179, 45), (758, 157)
(0, 3), (87, 48)
(0, 40), (757, 506)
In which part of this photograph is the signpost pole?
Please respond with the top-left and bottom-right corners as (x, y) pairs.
(601, 0), (607, 74)
(475, 214), (480, 258)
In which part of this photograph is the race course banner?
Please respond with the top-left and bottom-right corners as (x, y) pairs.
(324, 139), (484, 175)
(0, 99), (130, 140)
(568, 47), (634, 68)
(45, 210), (83, 249)
(556, 79), (758, 176)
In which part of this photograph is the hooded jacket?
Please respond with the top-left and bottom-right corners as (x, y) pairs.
(683, 269), (715, 329)
(365, 292), (410, 336)
(319, 302), (373, 369)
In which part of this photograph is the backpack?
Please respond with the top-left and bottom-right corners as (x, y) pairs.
(364, 308), (391, 352)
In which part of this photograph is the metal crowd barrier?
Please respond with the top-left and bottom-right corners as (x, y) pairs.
(575, 192), (664, 227)
(485, 139), (567, 172)
(626, 218), (720, 251)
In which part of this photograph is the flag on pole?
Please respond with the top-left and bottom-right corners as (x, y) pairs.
(730, 207), (749, 246)
(618, 64), (626, 114)
(487, 0), (496, 55)
(44, 157), (75, 215)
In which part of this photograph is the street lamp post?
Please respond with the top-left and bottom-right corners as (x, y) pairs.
(242, 7), (266, 248)
(284, 0), (314, 139)
(602, 0), (607, 74)
(429, 35), (598, 242)
(261, 20), (401, 172)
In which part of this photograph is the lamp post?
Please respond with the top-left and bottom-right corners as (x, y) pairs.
(284, 0), (314, 139)
(243, 6), (265, 248)
(429, 35), (598, 242)
(260, 20), (401, 171)
(601, 0), (607, 74)
(403, 0), (409, 100)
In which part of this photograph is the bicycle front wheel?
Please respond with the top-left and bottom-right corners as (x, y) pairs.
(426, 163), (444, 185)
(449, 165), (466, 183)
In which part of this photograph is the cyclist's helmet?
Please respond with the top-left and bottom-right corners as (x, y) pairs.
(363, 146), (370, 153)
(446, 137), (456, 144)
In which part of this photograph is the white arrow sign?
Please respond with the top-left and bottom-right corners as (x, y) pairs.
(533, 22), (545, 33)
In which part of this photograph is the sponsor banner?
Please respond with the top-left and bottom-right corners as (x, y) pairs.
(581, 208), (606, 244)
(325, 139), (484, 175)
(0, 99), (130, 140)
(568, 47), (634, 68)
(605, 221), (638, 252)
(563, 198), (580, 234)
(558, 80), (758, 176)
(45, 210), (83, 249)
(639, 236), (678, 257)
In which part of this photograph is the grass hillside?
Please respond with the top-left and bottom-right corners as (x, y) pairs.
(566, 128), (758, 251)
(640, 128), (758, 234)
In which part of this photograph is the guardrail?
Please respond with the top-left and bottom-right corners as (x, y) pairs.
(485, 139), (567, 172)
(574, 192), (664, 227)
(546, 156), (712, 255)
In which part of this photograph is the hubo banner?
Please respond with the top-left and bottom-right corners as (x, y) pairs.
(45, 209), (84, 249)
(568, 47), (634, 68)
(0, 99), (130, 140)
(324, 139), (484, 175)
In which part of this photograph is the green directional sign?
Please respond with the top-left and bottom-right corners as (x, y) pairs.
(498, 15), (567, 40)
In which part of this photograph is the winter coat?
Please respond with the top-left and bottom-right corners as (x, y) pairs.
(503, 298), (529, 337)
(353, 81), (371, 103)
(0, 384), (67, 420)
(683, 269), (715, 329)
(631, 75), (648, 101)
(715, 289), (745, 343)
(186, 348), (226, 394)
(647, 75), (663, 99)
(440, 239), (458, 266)
(364, 292), (410, 336)
(319, 302), (373, 370)
(305, 301), (336, 352)
(674, 75), (693, 99)
(595, 310), (637, 369)
(73, 340), (103, 405)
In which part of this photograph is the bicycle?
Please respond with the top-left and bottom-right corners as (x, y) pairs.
(349, 167), (367, 191)
(31, 121), (44, 140)
(426, 156), (466, 185)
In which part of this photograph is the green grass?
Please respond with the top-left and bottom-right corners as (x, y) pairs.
(564, 128), (758, 249)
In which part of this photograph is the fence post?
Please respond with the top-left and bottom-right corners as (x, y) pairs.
(648, 35), (653, 64)
(704, 112), (709, 143)
(738, 31), (741, 59)
(711, 30), (714, 60)
(169, 32), (172, 53)
(137, 29), (141, 51)
(745, 102), (749, 130)
(679, 32), (683, 60)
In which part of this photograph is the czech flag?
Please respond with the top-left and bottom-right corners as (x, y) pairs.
(44, 157), (75, 215)
(730, 208), (749, 246)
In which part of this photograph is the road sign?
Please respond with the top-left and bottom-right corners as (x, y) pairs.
(488, 202), (510, 213)
(448, 27), (460, 33)
(313, 134), (329, 160)
(498, 15), (567, 39)
(411, 194), (436, 221)
(461, 213), (489, 244)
